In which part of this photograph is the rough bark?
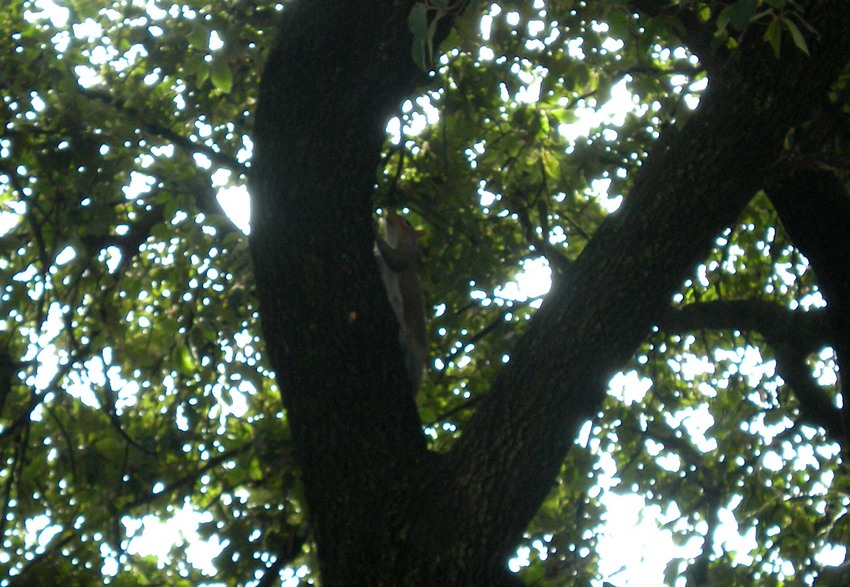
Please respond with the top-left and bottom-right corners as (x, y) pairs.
(248, 1), (850, 583)
(249, 2), (441, 583)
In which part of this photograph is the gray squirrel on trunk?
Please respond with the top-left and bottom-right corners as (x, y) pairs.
(374, 211), (428, 394)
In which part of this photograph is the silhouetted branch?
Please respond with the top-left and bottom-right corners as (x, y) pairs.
(660, 300), (844, 443)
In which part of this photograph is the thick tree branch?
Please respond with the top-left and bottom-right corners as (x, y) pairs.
(773, 341), (845, 442)
(444, 0), (850, 570)
(660, 299), (831, 353)
(767, 169), (850, 444)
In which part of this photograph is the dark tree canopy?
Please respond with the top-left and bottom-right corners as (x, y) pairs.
(2, 0), (850, 585)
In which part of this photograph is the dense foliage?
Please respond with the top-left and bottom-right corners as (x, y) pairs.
(1, 0), (848, 585)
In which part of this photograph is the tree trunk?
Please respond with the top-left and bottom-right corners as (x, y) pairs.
(248, 1), (850, 583)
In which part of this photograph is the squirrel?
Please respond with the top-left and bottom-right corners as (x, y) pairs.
(374, 211), (428, 395)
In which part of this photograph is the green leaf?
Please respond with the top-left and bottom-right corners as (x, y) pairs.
(188, 26), (208, 50)
(607, 9), (629, 40)
(550, 107), (578, 125)
(716, 7), (732, 35)
(210, 59), (233, 93)
(411, 37), (427, 70)
(783, 18), (810, 56)
(173, 345), (195, 375)
(408, 3), (428, 38)
(764, 17), (782, 58)
(408, 3), (430, 70)
(728, 0), (759, 31)
(185, 53), (209, 83)
(541, 150), (560, 180)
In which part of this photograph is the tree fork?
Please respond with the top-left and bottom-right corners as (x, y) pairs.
(249, 1), (850, 582)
